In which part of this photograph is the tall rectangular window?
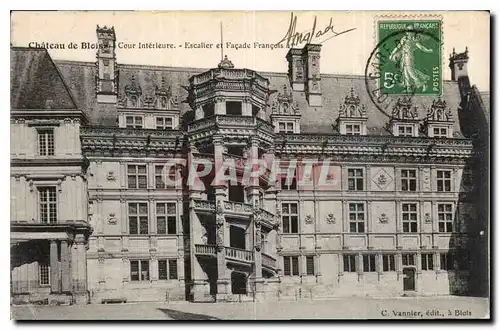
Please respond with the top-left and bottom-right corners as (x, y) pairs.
(348, 168), (364, 191)
(343, 254), (356, 272)
(156, 117), (174, 130)
(349, 203), (365, 233)
(156, 202), (177, 234)
(421, 253), (434, 270)
(306, 256), (315, 276)
(38, 187), (57, 223)
(282, 203), (298, 234)
(402, 253), (416, 266)
(438, 204), (454, 233)
(125, 116), (143, 128)
(283, 256), (299, 276)
(345, 124), (361, 135)
(127, 165), (147, 189)
(401, 169), (417, 191)
(440, 253), (454, 270)
(158, 259), (178, 280)
(383, 254), (396, 272)
(130, 260), (149, 281)
(363, 254), (376, 272)
(129, 202), (149, 235)
(39, 263), (50, 285)
(38, 130), (55, 156)
(437, 170), (452, 192)
(402, 203), (418, 233)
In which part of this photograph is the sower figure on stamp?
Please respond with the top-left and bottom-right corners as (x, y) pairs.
(389, 26), (433, 93)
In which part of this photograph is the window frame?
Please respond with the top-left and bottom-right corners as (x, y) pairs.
(345, 123), (361, 136)
(402, 203), (418, 233)
(305, 255), (315, 276)
(438, 203), (454, 233)
(128, 202), (149, 235)
(402, 253), (416, 267)
(363, 254), (377, 272)
(382, 254), (396, 272)
(433, 127), (449, 138)
(436, 170), (452, 192)
(38, 263), (51, 286)
(156, 202), (177, 235)
(278, 121), (295, 134)
(155, 116), (174, 130)
(281, 202), (299, 234)
(343, 254), (357, 273)
(37, 129), (55, 156)
(401, 169), (417, 192)
(397, 124), (414, 137)
(158, 259), (178, 280)
(440, 253), (454, 271)
(347, 168), (364, 191)
(130, 259), (150, 282)
(283, 255), (300, 276)
(127, 164), (148, 189)
(348, 202), (365, 233)
(38, 186), (57, 224)
(421, 253), (434, 271)
(125, 115), (143, 128)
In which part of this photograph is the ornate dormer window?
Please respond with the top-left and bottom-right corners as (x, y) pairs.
(270, 85), (301, 134)
(424, 98), (454, 138)
(390, 96), (420, 137)
(155, 77), (177, 110)
(124, 76), (142, 108)
(338, 87), (368, 135)
(117, 75), (180, 129)
(218, 55), (235, 69)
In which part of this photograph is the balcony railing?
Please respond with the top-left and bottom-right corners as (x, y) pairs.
(193, 200), (215, 212)
(194, 244), (217, 256)
(188, 115), (274, 134)
(262, 253), (277, 270)
(225, 246), (254, 263)
(223, 201), (253, 214)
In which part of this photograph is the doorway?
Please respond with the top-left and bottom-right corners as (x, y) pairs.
(403, 267), (416, 291)
(231, 272), (247, 295)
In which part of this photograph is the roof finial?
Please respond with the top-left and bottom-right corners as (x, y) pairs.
(220, 22), (224, 63)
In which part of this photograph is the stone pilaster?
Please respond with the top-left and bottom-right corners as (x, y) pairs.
(60, 240), (71, 292)
(50, 240), (60, 293)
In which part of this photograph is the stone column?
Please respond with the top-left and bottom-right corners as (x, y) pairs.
(71, 234), (89, 304)
(60, 240), (71, 292)
(50, 240), (60, 293)
(242, 97), (252, 116)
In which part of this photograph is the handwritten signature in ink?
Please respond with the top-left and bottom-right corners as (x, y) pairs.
(276, 12), (356, 48)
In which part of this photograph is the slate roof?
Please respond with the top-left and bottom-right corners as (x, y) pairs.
(11, 48), (77, 110)
(12, 48), (466, 137)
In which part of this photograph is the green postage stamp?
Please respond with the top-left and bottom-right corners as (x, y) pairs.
(377, 19), (442, 96)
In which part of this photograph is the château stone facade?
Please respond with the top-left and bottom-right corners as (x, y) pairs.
(10, 25), (489, 305)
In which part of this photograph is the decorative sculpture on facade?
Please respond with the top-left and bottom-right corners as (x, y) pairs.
(216, 200), (224, 251)
(424, 212), (432, 223)
(305, 215), (314, 224)
(326, 213), (336, 224)
(378, 213), (389, 224)
(107, 212), (117, 225)
(391, 96), (419, 120)
(339, 87), (367, 118)
(106, 171), (116, 181)
(218, 55), (235, 69)
(426, 98), (453, 122)
(118, 75), (178, 110)
(271, 85), (299, 115)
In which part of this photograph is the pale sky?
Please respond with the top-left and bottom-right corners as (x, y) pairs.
(10, 11), (490, 91)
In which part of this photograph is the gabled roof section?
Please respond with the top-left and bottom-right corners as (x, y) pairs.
(11, 47), (78, 110)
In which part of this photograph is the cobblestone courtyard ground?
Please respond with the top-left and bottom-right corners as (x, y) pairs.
(11, 296), (489, 320)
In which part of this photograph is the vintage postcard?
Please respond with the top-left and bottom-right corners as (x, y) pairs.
(9, 10), (490, 320)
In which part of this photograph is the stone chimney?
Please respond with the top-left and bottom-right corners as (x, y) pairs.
(449, 47), (469, 81)
(286, 44), (322, 106)
(96, 25), (118, 104)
